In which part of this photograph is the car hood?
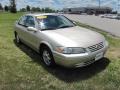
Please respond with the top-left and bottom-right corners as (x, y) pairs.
(42, 26), (105, 47)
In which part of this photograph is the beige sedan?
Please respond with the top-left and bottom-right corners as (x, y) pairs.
(14, 13), (109, 68)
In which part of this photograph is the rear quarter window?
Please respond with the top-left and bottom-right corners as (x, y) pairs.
(18, 16), (27, 26)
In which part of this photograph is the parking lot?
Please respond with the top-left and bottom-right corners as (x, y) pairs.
(64, 14), (120, 37)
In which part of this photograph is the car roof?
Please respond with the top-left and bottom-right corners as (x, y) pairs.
(25, 13), (61, 17)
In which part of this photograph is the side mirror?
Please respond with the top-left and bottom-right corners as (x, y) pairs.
(72, 21), (77, 26)
(73, 21), (76, 24)
(27, 27), (38, 32)
(15, 20), (18, 23)
(70, 20), (77, 25)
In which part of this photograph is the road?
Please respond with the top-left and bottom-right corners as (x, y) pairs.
(64, 14), (120, 37)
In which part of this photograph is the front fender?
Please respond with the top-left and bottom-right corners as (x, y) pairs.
(39, 41), (54, 52)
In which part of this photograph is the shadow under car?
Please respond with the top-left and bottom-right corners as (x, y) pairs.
(14, 40), (110, 83)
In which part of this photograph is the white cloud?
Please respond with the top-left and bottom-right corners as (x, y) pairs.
(0, 0), (9, 6)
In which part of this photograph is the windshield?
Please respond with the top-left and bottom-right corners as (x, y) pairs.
(36, 15), (75, 30)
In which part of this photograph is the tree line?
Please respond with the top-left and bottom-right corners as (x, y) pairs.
(20, 5), (56, 13)
(0, 0), (17, 13)
(0, 3), (9, 12)
(0, 3), (56, 13)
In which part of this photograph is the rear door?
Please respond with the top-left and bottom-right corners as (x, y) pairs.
(15, 15), (28, 42)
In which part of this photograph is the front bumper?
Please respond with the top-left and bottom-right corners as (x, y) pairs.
(53, 43), (108, 68)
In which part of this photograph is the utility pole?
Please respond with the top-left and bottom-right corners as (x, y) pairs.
(98, 0), (101, 8)
(118, 0), (120, 13)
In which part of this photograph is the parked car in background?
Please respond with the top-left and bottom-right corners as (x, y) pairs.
(14, 13), (109, 68)
(58, 11), (64, 14)
(100, 14), (119, 19)
(104, 14), (113, 18)
(116, 14), (120, 20)
(80, 13), (87, 15)
(109, 14), (117, 19)
(100, 14), (107, 18)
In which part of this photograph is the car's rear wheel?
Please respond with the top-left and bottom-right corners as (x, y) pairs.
(41, 46), (55, 67)
(15, 32), (21, 44)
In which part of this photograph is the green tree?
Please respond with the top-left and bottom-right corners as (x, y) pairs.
(31, 7), (41, 12)
(10, 0), (17, 13)
(30, 7), (55, 13)
(0, 3), (3, 10)
(41, 8), (45, 12)
(31, 7), (36, 12)
(20, 8), (26, 12)
(44, 7), (55, 13)
(26, 5), (30, 11)
(36, 7), (41, 12)
(4, 5), (9, 12)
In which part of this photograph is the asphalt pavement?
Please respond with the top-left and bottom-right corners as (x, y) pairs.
(64, 14), (120, 37)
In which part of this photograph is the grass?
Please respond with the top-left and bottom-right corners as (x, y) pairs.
(0, 12), (120, 90)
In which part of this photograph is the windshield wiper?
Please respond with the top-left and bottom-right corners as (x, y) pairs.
(58, 25), (74, 29)
(41, 28), (57, 31)
(41, 26), (74, 30)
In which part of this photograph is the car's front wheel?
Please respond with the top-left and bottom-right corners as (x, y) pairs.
(41, 46), (55, 67)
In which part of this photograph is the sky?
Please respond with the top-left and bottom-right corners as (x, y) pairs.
(0, 0), (120, 11)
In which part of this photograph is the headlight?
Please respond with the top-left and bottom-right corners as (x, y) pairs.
(56, 47), (87, 54)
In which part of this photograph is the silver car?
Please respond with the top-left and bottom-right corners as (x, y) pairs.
(14, 13), (109, 68)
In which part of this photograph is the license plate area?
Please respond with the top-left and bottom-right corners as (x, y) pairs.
(95, 52), (103, 61)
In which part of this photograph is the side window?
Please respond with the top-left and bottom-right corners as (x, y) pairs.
(18, 16), (27, 26)
(25, 16), (35, 27)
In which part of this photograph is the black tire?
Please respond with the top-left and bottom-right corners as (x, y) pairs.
(41, 46), (55, 67)
(15, 32), (21, 44)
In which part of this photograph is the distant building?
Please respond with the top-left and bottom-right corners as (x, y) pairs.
(63, 7), (112, 15)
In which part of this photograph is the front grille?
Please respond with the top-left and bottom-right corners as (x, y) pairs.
(88, 42), (104, 52)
